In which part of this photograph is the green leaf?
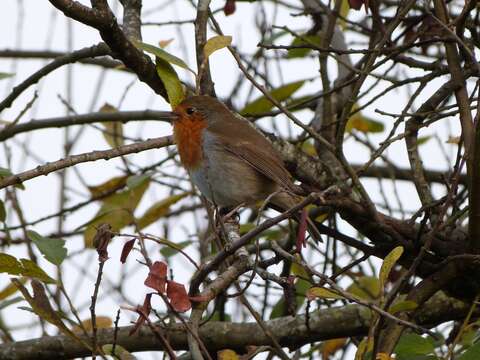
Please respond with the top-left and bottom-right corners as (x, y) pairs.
(346, 112), (384, 133)
(306, 287), (345, 300)
(19, 259), (56, 283)
(133, 40), (193, 72)
(347, 276), (380, 300)
(240, 80), (305, 116)
(126, 174), (150, 190)
(136, 192), (189, 229)
(0, 199), (5, 222)
(394, 334), (435, 360)
(102, 344), (137, 360)
(83, 178), (150, 247)
(339, 0), (350, 29)
(379, 246), (403, 289)
(0, 253), (55, 283)
(156, 57), (185, 108)
(160, 240), (192, 258)
(0, 278), (26, 300)
(87, 175), (129, 197)
(286, 35), (322, 59)
(0, 73), (13, 81)
(27, 230), (67, 266)
(0, 167), (25, 190)
(459, 341), (480, 360)
(203, 35), (232, 59)
(418, 136), (431, 146)
(388, 300), (418, 314)
(99, 103), (124, 148)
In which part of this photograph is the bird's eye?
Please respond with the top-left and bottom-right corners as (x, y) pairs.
(186, 107), (196, 115)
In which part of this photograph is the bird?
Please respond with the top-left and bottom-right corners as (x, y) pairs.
(172, 95), (320, 243)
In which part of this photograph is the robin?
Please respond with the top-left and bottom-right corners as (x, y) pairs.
(172, 95), (321, 243)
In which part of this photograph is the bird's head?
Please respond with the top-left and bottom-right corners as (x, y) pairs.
(173, 95), (230, 127)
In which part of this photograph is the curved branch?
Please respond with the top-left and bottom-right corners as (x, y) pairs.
(0, 136), (173, 190)
(0, 43), (110, 112)
(0, 110), (176, 141)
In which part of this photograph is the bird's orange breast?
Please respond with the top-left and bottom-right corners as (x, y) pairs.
(173, 115), (207, 170)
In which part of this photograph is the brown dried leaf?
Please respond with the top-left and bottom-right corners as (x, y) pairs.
(144, 261), (167, 293)
(166, 280), (191, 313)
(120, 239), (136, 264)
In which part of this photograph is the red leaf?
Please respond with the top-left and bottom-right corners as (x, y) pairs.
(224, 0), (236, 16)
(144, 261), (167, 293)
(129, 293), (152, 335)
(348, 0), (366, 10)
(167, 280), (191, 313)
(296, 208), (308, 253)
(120, 239), (135, 263)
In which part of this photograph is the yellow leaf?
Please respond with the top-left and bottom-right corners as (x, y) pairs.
(379, 246), (403, 289)
(447, 136), (460, 144)
(355, 338), (373, 360)
(339, 0), (350, 29)
(158, 38), (174, 48)
(156, 57), (185, 108)
(0, 277), (26, 300)
(240, 80), (305, 115)
(322, 338), (347, 359)
(218, 349), (239, 360)
(102, 344), (136, 359)
(388, 300), (418, 314)
(13, 279), (80, 343)
(83, 176), (150, 247)
(136, 192), (189, 229)
(72, 316), (112, 333)
(306, 287), (345, 300)
(347, 276), (380, 300)
(203, 35), (232, 59)
(99, 103), (124, 148)
(376, 353), (394, 360)
(346, 105), (384, 133)
(87, 175), (129, 197)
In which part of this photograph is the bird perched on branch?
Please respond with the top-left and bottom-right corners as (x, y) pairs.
(172, 95), (321, 243)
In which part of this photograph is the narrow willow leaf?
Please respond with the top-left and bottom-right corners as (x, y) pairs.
(83, 178), (150, 247)
(137, 192), (189, 229)
(0, 72), (13, 81)
(102, 344), (137, 360)
(240, 80), (305, 115)
(347, 276), (380, 300)
(87, 175), (128, 197)
(27, 230), (67, 266)
(203, 35), (232, 58)
(134, 40), (194, 72)
(0, 277), (26, 300)
(0, 199), (5, 222)
(156, 57), (185, 108)
(379, 246), (404, 289)
(72, 316), (112, 333)
(99, 103), (124, 148)
(306, 287), (345, 300)
(160, 240), (192, 258)
(286, 35), (321, 59)
(0, 254), (55, 283)
(339, 0), (350, 29)
(346, 112), (384, 133)
(388, 300), (418, 314)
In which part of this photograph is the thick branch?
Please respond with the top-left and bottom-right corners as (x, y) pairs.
(0, 293), (471, 360)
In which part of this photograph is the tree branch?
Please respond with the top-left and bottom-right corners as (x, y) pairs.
(0, 293), (472, 360)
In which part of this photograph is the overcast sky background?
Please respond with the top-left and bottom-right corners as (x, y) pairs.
(0, 0), (461, 358)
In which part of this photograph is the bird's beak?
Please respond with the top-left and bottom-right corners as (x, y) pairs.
(161, 111), (180, 123)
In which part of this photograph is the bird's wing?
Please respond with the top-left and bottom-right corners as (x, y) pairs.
(208, 115), (295, 192)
